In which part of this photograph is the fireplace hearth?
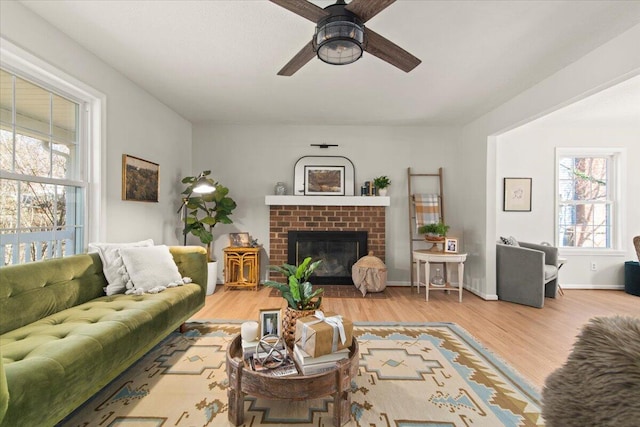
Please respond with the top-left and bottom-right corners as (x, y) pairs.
(267, 201), (386, 286)
(288, 231), (367, 285)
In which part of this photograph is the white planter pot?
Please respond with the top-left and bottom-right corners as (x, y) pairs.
(378, 188), (388, 196)
(207, 261), (218, 295)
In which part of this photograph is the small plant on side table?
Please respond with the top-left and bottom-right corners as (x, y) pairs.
(418, 221), (450, 241)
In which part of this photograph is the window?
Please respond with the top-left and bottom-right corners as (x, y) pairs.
(556, 148), (623, 251)
(0, 39), (103, 265)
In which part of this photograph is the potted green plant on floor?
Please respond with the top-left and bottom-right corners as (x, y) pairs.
(264, 257), (323, 347)
(180, 170), (237, 294)
(373, 175), (391, 196)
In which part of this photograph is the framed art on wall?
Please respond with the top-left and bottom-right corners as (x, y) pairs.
(122, 154), (159, 202)
(304, 165), (345, 195)
(503, 178), (532, 212)
(293, 156), (355, 195)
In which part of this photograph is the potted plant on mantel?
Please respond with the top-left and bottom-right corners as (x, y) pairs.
(264, 257), (323, 348)
(373, 176), (391, 196)
(181, 170), (237, 294)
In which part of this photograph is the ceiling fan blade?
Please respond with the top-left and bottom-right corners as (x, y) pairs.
(270, 0), (330, 22)
(277, 40), (316, 76)
(364, 28), (421, 73)
(345, 0), (396, 23)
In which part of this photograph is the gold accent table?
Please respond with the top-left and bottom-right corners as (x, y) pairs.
(226, 334), (359, 426)
(223, 247), (260, 291)
(413, 250), (467, 302)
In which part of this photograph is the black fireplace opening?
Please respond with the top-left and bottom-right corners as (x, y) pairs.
(288, 231), (367, 285)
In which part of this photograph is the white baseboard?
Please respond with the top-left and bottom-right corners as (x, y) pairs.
(386, 281), (498, 300)
(560, 284), (625, 290)
(386, 281), (410, 287)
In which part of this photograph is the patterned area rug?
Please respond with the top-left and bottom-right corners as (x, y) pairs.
(59, 322), (543, 426)
(269, 285), (388, 299)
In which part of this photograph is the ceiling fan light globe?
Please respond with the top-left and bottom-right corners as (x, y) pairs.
(317, 40), (363, 65)
(315, 17), (364, 65)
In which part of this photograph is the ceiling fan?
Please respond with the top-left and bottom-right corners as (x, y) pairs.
(270, 0), (421, 76)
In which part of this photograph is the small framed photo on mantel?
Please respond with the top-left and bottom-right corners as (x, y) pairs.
(304, 165), (345, 196)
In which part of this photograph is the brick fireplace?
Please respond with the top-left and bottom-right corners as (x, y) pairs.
(266, 196), (388, 283)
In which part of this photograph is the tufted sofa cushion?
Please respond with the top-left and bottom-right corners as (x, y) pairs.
(0, 253), (106, 335)
(1, 286), (202, 427)
(0, 245), (208, 427)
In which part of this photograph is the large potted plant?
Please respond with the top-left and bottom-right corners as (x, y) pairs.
(181, 170), (237, 294)
(264, 257), (323, 348)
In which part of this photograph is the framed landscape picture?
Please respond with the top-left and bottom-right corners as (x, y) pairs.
(122, 154), (159, 202)
(503, 177), (532, 212)
(293, 156), (355, 195)
(304, 165), (345, 196)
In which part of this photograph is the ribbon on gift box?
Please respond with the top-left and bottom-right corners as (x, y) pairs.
(300, 310), (347, 353)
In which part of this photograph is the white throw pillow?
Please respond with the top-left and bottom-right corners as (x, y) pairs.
(88, 239), (154, 295)
(119, 245), (187, 295)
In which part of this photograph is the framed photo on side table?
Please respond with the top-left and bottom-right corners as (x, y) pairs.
(229, 232), (251, 247)
(444, 238), (458, 253)
(259, 308), (281, 337)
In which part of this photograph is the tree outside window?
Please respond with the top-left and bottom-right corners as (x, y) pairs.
(1, 68), (83, 265)
(558, 155), (612, 249)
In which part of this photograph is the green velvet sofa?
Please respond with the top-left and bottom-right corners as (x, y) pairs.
(0, 246), (207, 427)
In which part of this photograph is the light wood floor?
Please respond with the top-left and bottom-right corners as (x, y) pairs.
(193, 286), (639, 390)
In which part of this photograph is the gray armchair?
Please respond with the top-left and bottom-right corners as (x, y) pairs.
(496, 241), (558, 308)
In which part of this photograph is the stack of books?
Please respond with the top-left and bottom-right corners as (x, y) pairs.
(292, 344), (349, 375)
(242, 339), (298, 377)
(250, 355), (298, 377)
(241, 339), (259, 359)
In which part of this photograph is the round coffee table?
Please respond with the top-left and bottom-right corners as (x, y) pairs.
(226, 334), (359, 426)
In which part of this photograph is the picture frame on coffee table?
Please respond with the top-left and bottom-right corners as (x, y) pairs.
(259, 308), (281, 337)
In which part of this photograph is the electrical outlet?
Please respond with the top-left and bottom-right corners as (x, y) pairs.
(590, 262), (597, 271)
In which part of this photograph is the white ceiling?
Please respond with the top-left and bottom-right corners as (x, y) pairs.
(20, 0), (640, 126)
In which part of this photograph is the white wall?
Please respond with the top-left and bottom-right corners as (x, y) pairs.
(191, 124), (460, 283)
(459, 22), (640, 298)
(497, 123), (639, 287)
(1, 1), (192, 245)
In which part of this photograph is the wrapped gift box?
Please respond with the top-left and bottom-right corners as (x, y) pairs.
(294, 311), (353, 358)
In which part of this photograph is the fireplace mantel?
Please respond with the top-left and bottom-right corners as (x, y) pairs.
(265, 195), (390, 206)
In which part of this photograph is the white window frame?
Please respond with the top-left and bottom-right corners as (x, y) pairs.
(0, 37), (106, 253)
(555, 147), (625, 255)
